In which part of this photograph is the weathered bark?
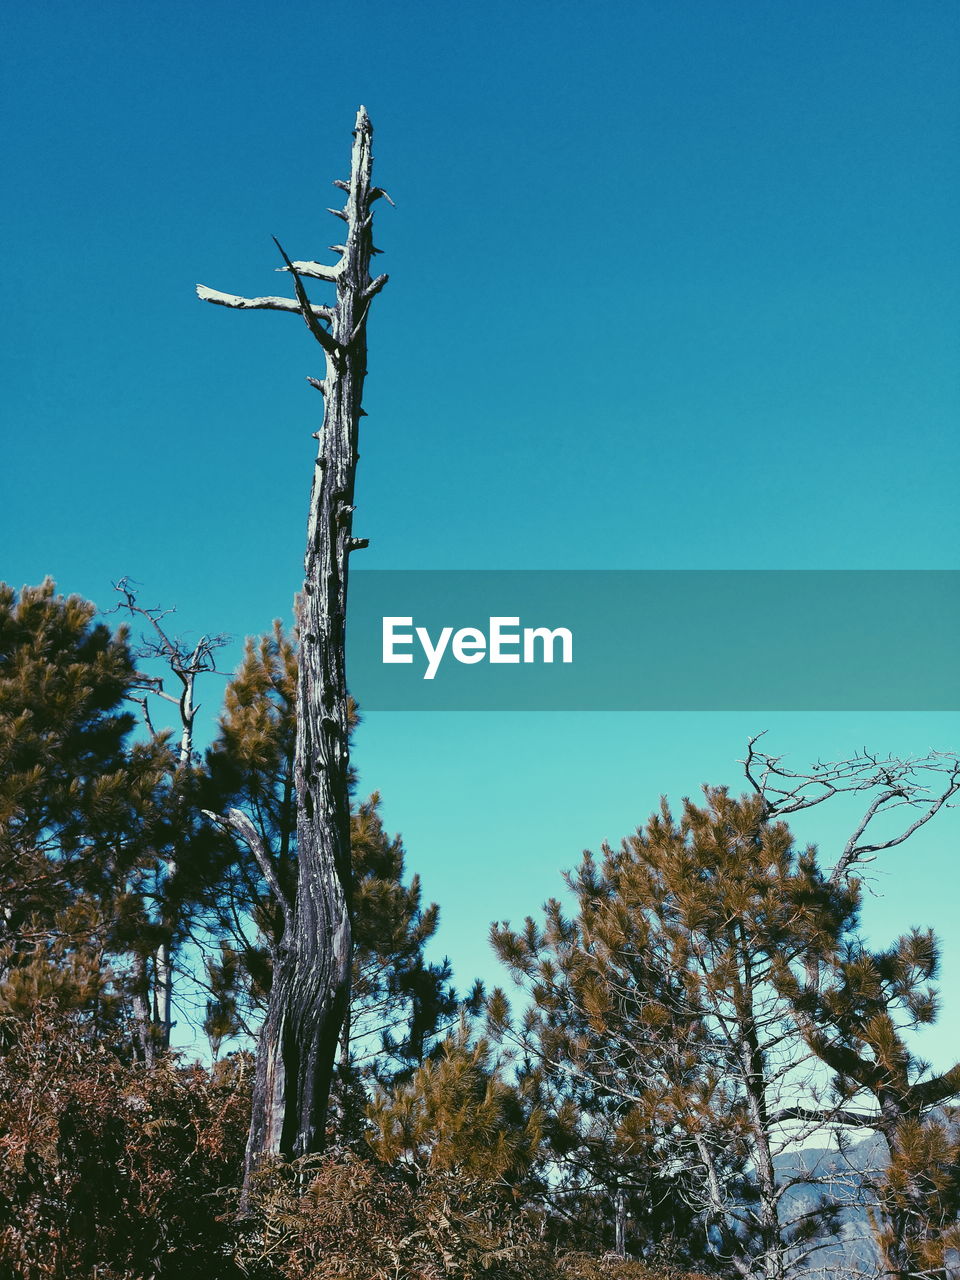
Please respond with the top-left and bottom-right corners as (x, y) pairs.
(614, 1186), (627, 1257)
(131, 957), (156, 1067)
(197, 108), (387, 1189)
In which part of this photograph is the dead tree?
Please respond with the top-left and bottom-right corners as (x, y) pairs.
(114, 577), (227, 1064)
(197, 107), (389, 1182)
(741, 734), (960, 884)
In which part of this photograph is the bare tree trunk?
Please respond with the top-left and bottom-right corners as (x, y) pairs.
(614, 1186), (627, 1257)
(740, 1043), (785, 1280)
(116, 579), (225, 1058)
(131, 954), (156, 1067)
(729, 918), (787, 1280)
(198, 108), (388, 1190)
(154, 696), (196, 1048)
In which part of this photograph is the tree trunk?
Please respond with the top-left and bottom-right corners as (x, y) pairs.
(153, 687), (196, 1051)
(131, 954), (156, 1067)
(115, 581), (219, 1061)
(196, 109), (388, 1190)
(614, 1186), (627, 1257)
(731, 922), (786, 1280)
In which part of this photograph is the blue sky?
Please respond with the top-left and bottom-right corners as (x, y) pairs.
(2, 2), (959, 1061)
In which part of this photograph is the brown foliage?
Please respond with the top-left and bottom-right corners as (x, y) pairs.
(557, 1260), (714, 1280)
(235, 1152), (714, 1280)
(0, 1011), (720, 1280)
(236, 1151), (556, 1280)
(0, 1009), (251, 1280)
(871, 1111), (960, 1277)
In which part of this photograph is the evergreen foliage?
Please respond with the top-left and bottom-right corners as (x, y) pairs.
(785, 923), (960, 1276)
(490, 788), (958, 1278)
(0, 581), (171, 1041)
(367, 1018), (544, 1190)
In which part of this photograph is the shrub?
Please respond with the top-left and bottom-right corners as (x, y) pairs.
(0, 1009), (251, 1279)
(236, 1151), (556, 1280)
(556, 1255), (715, 1280)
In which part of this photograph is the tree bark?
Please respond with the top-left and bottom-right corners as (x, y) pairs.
(198, 108), (387, 1190)
(614, 1186), (627, 1257)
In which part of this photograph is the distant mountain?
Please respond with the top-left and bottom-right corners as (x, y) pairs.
(775, 1131), (886, 1277)
(774, 1111), (960, 1278)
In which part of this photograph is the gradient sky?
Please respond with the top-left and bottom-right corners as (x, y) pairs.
(2, 1), (959, 1062)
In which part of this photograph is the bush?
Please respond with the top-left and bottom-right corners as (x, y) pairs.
(0, 1011), (714, 1280)
(556, 1256), (715, 1280)
(236, 1151), (557, 1280)
(0, 1009), (251, 1279)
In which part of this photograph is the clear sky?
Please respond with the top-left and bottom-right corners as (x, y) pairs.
(2, 2), (959, 1062)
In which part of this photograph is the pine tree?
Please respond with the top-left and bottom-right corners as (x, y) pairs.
(349, 792), (466, 1084)
(786, 926), (960, 1277)
(0, 580), (170, 1045)
(367, 1017), (544, 1192)
(491, 789), (860, 1279)
(201, 622), (299, 1031)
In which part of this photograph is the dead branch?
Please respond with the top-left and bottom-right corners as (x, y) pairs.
(741, 734), (960, 882)
(202, 807), (293, 938)
(194, 285), (335, 324)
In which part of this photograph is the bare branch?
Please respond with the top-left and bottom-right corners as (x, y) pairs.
(271, 238), (342, 359)
(112, 579), (229, 738)
(743, 731), (772, 802)
(203, 808), (293, 936)
(769, 1105), (880, 1129)
(740, 739), (960, 881)
(833, 761), (960, 881)
(195, 284), (335, 324)
(347, 297), (373, 346)
(141, 631), (224, 681)
(128, 693), (158, 738)
(362, 273), (389, 302)
(274, 259), (341, 283)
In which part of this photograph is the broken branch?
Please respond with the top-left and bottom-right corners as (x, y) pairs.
(272, 238), (342, 359)
(196, 285), (334, 324)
